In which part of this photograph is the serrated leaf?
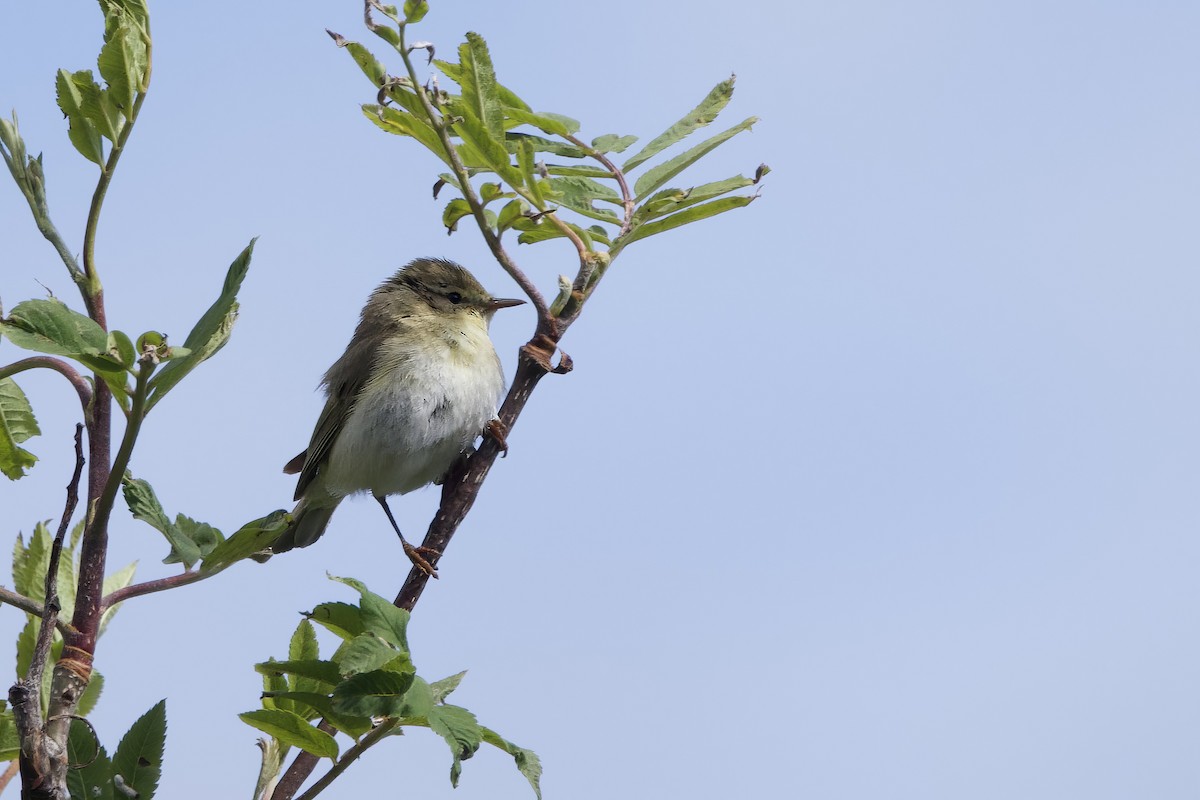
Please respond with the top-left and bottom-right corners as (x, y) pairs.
(0, 708), (20, 763)
(289, 620), (319, 664)
(342, 40), (387, 84)
(2, 298), (108, 360)
(112, 698), (166, 800)
(98, 12), (147, 112)
(546, 177), (622, 223)
(337, 633), (401, 676)
(504, 132), (585, 159)
(480, 726), (543, 800)
(262, 660), (292, 713)
(428, 704), (483, 787)
(264, 692), (373, 738)
(55, 70), (104, 166)
(174, 514), (222, 559)
(633, 116), (758, 201)
(239, 709), (338, 760)
(331, 669), (414, 717)
(458, 32), (503, 140)
(442, 197), (472, 233)
(620, 195), (757, 247)
(516, 139), (545, 207)
(254, 659), (342, 688)
(544, 164), (613, 178)
(449, 104), (524, 188)
(0, 378), (39, 480)
(430, 670), (467, 704)
(13, 521), (51, 600)
(362, 104), (448, 165)
(623, 75), (736, 173)
(590, 133), (638, 154)
(305, 601), (366, 640)
(341, 578), (410, 651)
(496, 198), (526, 233)
(146, 239), (255, 412)
(122, 475), (201, 568)
(633, 174), (759, 225)
(199, 510), (288, 573)
(67, 717), (113, 800)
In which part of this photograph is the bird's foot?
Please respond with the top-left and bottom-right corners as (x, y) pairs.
(403, 541), (441, 579)
(486, 418), (510, 457)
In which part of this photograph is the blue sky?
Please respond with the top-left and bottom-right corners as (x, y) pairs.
(3, 2), (1199, 798)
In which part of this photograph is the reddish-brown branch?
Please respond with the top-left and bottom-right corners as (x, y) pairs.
(100, 570), (208, 610)
(0, 356), (93, 414)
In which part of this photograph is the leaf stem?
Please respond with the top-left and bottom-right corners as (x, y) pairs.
(294, 720), (399, 800)
(99, 569), (209, 611)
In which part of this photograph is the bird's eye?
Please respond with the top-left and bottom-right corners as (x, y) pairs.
(447, 292), (463, 304)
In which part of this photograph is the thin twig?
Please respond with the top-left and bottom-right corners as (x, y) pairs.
(0, 356), (94, 415)
(391, 22), (555, 324)
(0, 759), (19, 793)
(293, 720), (399, 800)
(0, 588), (71, 636)
(563, 132), (636, 237)
(100, 570), (208, 611)
(26, 425), (85, 689)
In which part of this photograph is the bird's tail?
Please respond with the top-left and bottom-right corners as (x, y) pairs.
(273, 497), (340, 553)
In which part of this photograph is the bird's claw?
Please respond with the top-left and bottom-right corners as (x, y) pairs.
(486, 418), (510, 457)
(403, 541), (440, 579)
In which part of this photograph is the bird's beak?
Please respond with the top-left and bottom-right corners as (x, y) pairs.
(488, 297), (526, 311)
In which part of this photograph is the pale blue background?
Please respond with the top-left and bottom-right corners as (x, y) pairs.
(2, 2), (1199, 798)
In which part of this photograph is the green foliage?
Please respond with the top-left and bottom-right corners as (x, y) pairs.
(331, 13), (764, 284)
(112, 699), (167, 800)
(243, 578), (541, 796)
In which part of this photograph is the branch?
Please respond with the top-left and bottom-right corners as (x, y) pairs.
(100, 569), (208, 610)
(8, 424), (85, 797)
(294, 720), (399, 800)
(0, 588), (71, 636)
(0, 356), (94, 415)
(391, 22), (554, 325)
(270, 720), (338, 800)
(563, 132), (636, 238)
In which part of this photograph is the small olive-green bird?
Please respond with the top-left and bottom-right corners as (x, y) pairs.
(272, 258), (523, 574)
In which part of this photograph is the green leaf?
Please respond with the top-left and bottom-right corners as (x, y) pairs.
(55, 70), (104, 166)
(430, 670), (467, 704)
(449, 104), (524, 188)
(544, 164), (613, 178)
(121, 475), (201, 568)
(621, 195), (756, 247)
(496, 199), (527, 233)
(481, 726), (543, 799)
(341, 40), (387, 85)
(590, 133), (638, 154)
(239, 709), (339, 760)
(289, 620), (319, 664)
(516, 219), (598, 248)
(107, 329), (136, 368)
(633, 173), (759, 224)
(254, 659), (342, 688)
(0, 378), (39, 480)
(504, 108), (579, 138)
(403, 0), (429, 23)
(263, 692), (372, 738)
(330, 577), (410, 651)
(199, 510), (289, 573)
(67, 718), (113, 800)
(305, 601), (366, 640)
(516, 139), (545, 207)
(362, 105), (449, 166)
(332, 669), (422, 718)
(428, 705), (483, 787)
(98, 12), (147, 112)
(504, 132), (585, 159)
(623, 75), (736, 173)
(458, 33), (503, 140)
(13, 521), (51, 601)
(633, 116), (758, 201)
(0, 707), (21, 763)
(146, 239), (255, 412)
(112, 699), (166, 800)
(174, 514), (223, 559)
(442, 197), (473, 233)
(2, 298), (109, 360)
(336, 633), (401, 676)
(545, 177), (622, 223)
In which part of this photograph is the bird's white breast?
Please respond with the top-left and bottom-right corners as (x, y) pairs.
(325, 315), (504, 497)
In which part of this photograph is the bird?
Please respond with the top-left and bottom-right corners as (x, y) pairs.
(272, 257), (524, 576)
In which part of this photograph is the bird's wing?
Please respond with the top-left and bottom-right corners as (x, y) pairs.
(292, 331), (381, 501)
